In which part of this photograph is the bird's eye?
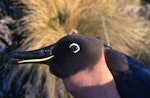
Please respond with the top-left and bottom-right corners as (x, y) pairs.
(69, 43), (80, 53)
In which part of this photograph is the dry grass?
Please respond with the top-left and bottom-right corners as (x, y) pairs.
(18, 0), (118, 49)
(17, 0), (66, 49)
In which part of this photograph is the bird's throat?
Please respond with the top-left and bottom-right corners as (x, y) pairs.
(62, 57), (120, 98)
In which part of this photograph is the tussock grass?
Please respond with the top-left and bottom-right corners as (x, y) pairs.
(18, 0), (118, 49)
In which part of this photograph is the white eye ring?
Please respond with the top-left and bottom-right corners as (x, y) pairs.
(69, 43), (80, 53)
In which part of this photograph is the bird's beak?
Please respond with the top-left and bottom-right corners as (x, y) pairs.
(4, 44), (55, 66)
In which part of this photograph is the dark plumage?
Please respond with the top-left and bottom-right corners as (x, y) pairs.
(105, 47), (150, 98)
(3, 34), (150, 98)
(141, 0), (150, 4)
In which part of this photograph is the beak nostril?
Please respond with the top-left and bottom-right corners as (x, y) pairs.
(44, 50), (52, 55)
(43, 46), (54, 56)
(44, 50), (50, 53)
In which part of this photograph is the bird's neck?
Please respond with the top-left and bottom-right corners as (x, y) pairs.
(62, 57), (120, 98)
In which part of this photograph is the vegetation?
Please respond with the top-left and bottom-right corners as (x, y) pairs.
(0, 0), (150, 98)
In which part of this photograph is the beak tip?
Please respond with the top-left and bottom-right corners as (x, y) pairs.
(3, 58), (19, 68)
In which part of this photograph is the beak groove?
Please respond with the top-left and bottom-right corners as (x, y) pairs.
(18, 55), (54, 64)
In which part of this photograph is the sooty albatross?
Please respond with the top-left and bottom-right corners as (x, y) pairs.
(3, 34), (150, 98)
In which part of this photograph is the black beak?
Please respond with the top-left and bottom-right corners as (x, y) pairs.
(3, 44), (55, 67)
